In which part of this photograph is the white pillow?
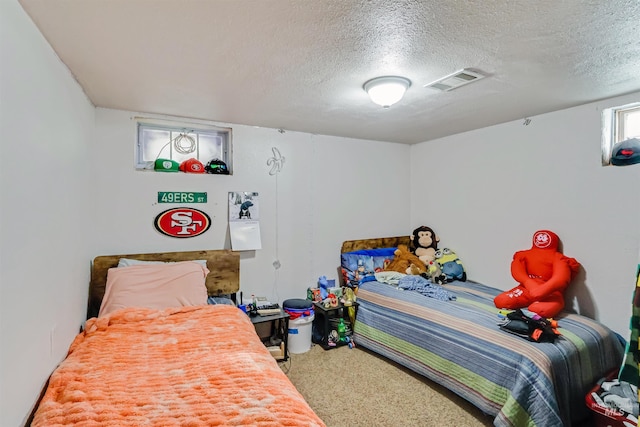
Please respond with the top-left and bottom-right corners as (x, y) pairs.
(117, 258), (208, 268)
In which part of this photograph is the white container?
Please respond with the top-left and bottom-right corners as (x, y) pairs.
(288, 314), (315, 354)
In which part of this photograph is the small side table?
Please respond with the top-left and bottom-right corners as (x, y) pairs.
(312, 301), (359, 350)
(250, 310), (290, 361)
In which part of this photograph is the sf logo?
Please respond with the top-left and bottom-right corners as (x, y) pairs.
(171, 211), (202, 235)
(154, 208), (211, 238)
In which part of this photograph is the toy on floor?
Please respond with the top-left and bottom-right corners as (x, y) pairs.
(327, 330), (339, 347)
(494, 230), (580, 318)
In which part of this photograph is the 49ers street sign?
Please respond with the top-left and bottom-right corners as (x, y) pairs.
(154, 208), (211, 238)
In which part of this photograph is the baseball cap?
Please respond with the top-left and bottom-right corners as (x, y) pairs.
(179, 158), (206, 174)
(205, 159), (230, 174)
(611, 137), (640, 166)
(154, 158), (180, 172)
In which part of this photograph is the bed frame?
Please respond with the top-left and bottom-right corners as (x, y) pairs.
(32, 249), (325, 427)
(87, 249), (240, 319)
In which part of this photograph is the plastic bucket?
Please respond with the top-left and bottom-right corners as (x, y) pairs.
(288, 314), (315, 354)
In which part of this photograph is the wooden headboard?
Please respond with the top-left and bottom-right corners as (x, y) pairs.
(88, 250), (240, 319)
(340, 236), (411, 253)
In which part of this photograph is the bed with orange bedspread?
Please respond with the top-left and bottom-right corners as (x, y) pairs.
(32, 250), (324, 427)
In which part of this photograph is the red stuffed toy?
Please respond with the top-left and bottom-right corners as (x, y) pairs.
(494, 230), (580, 318)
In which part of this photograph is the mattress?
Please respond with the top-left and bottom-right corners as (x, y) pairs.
(353, 279), (624, 427)
(32, 304), (324, 427)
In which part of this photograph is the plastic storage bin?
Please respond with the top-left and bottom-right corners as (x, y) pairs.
(287, 314), (315, 354)
(585, 371), (638, 427)
(283, 299), (314, 354)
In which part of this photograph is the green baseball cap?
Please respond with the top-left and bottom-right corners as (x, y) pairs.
(154, 158), (180, 172)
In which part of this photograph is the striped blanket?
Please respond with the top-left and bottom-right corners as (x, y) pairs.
(353, 280), (624, 427)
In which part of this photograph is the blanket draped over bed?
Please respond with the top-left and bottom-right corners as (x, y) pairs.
(32, 305), (324, 427)
(354, 280), (624, 427)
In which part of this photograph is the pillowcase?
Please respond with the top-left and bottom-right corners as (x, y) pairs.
(117, 258), (208, 268)
(341, 247), (397, 287)
(98, 261), (209, 317)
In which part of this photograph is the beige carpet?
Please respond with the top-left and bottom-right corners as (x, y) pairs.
(282, 343), (495, 427)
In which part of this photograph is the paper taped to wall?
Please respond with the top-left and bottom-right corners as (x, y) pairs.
(228, 192), (262, 251)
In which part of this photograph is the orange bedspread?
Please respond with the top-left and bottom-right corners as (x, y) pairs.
(32, 305), (325, 427)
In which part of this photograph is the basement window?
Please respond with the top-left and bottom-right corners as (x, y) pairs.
(601, 102), (640, 166)
(136, 120), (232, 173)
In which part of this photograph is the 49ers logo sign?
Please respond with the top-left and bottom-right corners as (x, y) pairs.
(154, 208), (211, 238)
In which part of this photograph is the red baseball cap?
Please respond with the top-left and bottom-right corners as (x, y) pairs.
(179, 158), (205, 174)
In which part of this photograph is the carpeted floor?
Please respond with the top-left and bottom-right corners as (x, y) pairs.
(281, 343), (495, 427)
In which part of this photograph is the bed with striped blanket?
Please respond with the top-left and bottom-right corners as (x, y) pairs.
(343, 237), (624, 427)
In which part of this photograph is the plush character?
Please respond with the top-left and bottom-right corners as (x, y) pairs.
(435, 248), (467, 282)
(494, 230), (580, 318)
(410, 226), (439, 264)
(384, 244), (427, 275)
(423, 260), (447, 285)
(318, 275), (330, 299)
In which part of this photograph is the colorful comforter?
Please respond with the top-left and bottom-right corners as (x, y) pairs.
(32, 305), (324, 427)
(353, 280), (624, 427)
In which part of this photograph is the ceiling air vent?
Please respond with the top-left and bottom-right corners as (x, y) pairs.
(424, 68), (486, 92)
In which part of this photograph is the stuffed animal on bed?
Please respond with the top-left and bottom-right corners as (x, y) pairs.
(435, 248), (467, 282)
(410, 226), (439, 264)
(494, 230), (580, 318)
(424, 260), (447, 285)
(384, 244), (427, 275)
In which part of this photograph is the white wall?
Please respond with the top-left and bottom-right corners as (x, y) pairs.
(0, 1), (96, 425)
(1, 4), (410, 422)
(92, 108), (411, 308)
(4, 0), (637, 424)
(410, 92), (640, 336)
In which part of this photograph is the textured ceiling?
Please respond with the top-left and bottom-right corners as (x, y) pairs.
(18, 0), (640, 144)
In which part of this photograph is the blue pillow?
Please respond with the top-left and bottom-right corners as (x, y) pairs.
(345, 248), (397, 257)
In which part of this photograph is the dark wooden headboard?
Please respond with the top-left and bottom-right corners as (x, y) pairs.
(340, 236), (411, 253)
(88, 249), (240, 319)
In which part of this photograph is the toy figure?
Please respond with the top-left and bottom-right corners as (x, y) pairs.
(410, 226), (439, 264)
(494, 230), (580, 318)
(354, 260), (367, 282)
(318, 275), (330, 299)
(423, 260), (447, 285)
(435, 248), (467, 282)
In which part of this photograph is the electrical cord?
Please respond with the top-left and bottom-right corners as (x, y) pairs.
(268, 145), (285, 303)
(278, 350), (292, 374)
(155, 132), (196, 160)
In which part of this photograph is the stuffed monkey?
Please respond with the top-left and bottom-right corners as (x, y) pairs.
(410, 226), (439, 264)
(494, 230), (580, 318)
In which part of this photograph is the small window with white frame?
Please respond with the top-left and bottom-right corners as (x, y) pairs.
(602, 102), (640, 166)
(136, 120), (232, 174)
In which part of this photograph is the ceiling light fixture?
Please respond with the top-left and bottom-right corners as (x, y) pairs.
(363, 76), (411, 108)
